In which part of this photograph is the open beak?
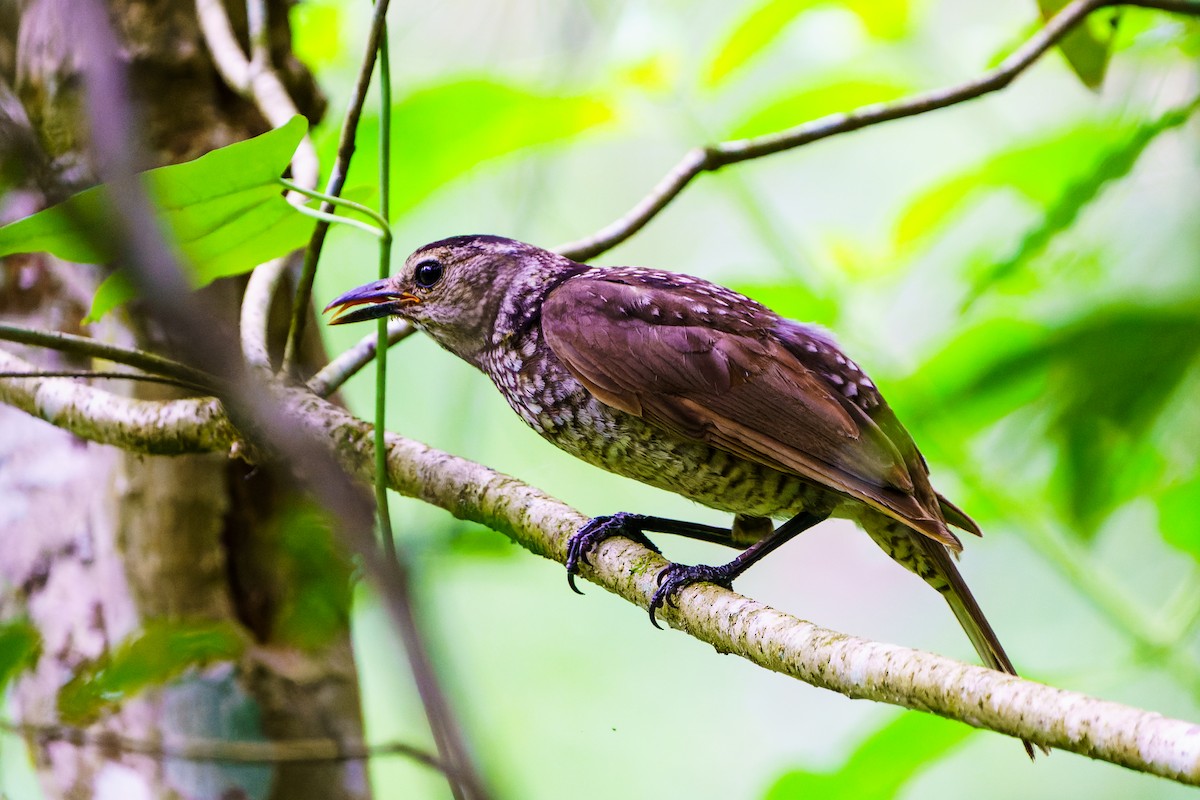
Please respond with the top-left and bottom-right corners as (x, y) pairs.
(323, 280), (420, 325)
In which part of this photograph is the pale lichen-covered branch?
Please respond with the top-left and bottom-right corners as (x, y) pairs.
(0, 350), (235, 454)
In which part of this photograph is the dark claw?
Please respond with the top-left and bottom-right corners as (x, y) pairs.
(648, 563), (735, 629)
(565, 512), (660, 595)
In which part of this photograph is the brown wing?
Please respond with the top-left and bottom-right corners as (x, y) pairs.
(542, 272), (960, 549)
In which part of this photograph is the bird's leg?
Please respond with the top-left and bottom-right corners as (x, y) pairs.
(648, 510), (829, 628)
(566, 513), (737, 594)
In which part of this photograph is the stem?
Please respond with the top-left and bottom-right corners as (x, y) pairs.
(281, 0), (393, 373)
(291, 203), (386, 239)
(278, 177), (391, 232)
(375, 26), (397, 568)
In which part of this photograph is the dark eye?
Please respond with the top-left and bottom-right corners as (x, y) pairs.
(413, 259), (443, 289)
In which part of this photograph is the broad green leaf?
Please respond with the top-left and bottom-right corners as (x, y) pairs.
(0, 116), (313, 317)
(58, 619), (245, 725)
(895, 99), (1198, 252)
(895, 120), (1122, 248)
(765, 712), (975, 800)
(0, 621), (41, 693)
(1037, 0), (1120, 89)
(727, 76), (912, 139)
(1159, 476), (1200, 561)
(926, 306), (1200, 536)
(705, 0), (910, 87)
(341, 78), (614, 218)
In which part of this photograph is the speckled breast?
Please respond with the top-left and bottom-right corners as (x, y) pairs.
(481, 333), (838, 521)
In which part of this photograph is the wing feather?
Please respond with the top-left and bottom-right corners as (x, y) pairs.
(542, 272), (959, 548)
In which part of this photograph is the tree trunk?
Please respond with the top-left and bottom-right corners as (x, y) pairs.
(0, 2), (369, 798)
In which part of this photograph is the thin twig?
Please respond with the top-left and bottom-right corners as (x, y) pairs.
(73, 5), (488, 797)
(240, 255), (290, 375)
(281, 0), (393, 372)
(1, 719), (443, 771)
(554, 0), (1200, 262)
(0, 323), (216, 390)
(0, 370), (209, 393)
(307, 320), (415, 398)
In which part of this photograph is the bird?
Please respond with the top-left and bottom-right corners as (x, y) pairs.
(325, 234), (1036, 758)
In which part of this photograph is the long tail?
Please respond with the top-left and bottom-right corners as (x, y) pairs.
(915, 533), (1045, 759)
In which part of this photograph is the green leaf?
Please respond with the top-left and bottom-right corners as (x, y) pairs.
(727, 76), (912, 139)
(0, 621), (41, 693)
(84, 271), (137, 323)
(58, 619), (246, 725)
(764, 712), (975, 800)
(895, 120), (1120, 248)
(1037, 0), (1120, 89)
(341, 78), (614, 218)
(1160, 476), (1200, 561)
(966, 98), (1200, 301)
(893, 317), (1048, 431)
(705, 0), (910, 87)
(0, 116), (313, 318)
(895, 99), (1199, 254)
(932, 306), (1200, 536)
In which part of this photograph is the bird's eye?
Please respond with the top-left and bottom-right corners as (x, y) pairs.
(413, 259), (444, 289)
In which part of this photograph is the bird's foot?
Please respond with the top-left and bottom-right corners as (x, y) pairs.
(648, 562), (736, 629)
(566, 512), (661, 594)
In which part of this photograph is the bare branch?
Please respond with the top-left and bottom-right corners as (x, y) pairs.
(0, 369), (209, 393)
(5, 360), (1200, 783)
(555, 0), (1200, 262)
(0, 350), (233, 454)
(308, 320), (415, 398)
(240, 254), (290, 375)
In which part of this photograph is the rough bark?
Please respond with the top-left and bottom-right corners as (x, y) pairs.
(0, 2), (366, 799)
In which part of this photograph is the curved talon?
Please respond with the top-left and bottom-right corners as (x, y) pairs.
(648, 563), (735, 629)
(565, 513), (660, 595)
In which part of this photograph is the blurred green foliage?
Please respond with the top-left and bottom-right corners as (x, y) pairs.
(705, 0), (911, 86)
(4, 0), (1200, 798)
(267, 501), (356, 650)
(0, 116), (313, 320)
(334, 78), (616, 219)
(1037, 0), (1120, 88)
(56, 620), (245, 725)
(764, 712), (975, 799)
(0, 621), (40, 694)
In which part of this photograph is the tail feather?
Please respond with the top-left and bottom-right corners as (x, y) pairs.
(936, 492), (983, 537)
(916, 534), (1046, 760)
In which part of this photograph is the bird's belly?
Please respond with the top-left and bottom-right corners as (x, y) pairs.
(521, 388), (834, 519)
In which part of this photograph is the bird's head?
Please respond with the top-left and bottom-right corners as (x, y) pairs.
(324, 234), (582, 365)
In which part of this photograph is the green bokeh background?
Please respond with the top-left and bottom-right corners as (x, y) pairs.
(316, 1), (1200, 797)
(6, 0), (1200, 797)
